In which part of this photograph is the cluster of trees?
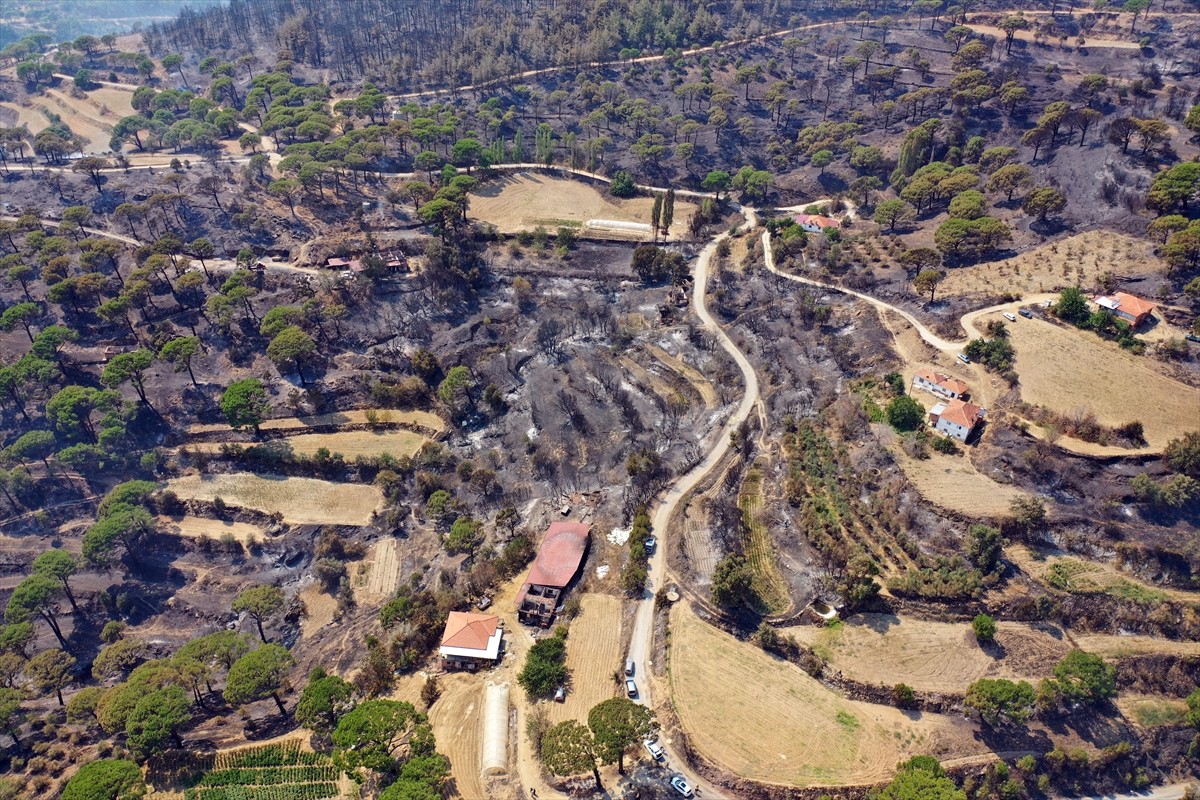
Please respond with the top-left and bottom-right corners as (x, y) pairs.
(620, 508), (653, 594)
(518, 627), (569, 699)
(964, 649), (1117, 727)
(540, 697), (657, 789)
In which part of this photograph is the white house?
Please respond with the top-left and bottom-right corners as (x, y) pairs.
(439, 612), (503, 670)
(912, 368), (969, 400)
(794, 213), (841, 234)
(929, 398), (986, 443)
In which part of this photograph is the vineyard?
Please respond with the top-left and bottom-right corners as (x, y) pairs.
(738, 465), (791, 615)
(151, 741), (344, 800)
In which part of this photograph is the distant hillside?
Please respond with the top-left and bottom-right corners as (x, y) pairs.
(0, 0), (225, 46)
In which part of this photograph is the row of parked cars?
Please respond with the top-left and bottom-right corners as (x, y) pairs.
(623, 660), (695, 796)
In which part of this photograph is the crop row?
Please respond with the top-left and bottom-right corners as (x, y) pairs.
(214, 742), (327, 769)
(196, 767), (338, 787)
(184, 782), (340, 800)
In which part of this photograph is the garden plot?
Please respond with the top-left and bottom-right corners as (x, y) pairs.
(428, 674), (486, 800)
(166, 473), (382, 525)
(1005, 318), (1199, 452)
(669, 605), (984, 787)
(469, 172), (695, 240)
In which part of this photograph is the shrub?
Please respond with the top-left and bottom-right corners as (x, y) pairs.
(517, 629), (568, 698)
(892, 683), (916, 708)
(972, 613), (997, 642)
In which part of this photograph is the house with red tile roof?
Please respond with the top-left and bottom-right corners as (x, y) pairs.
(794, 213), (841, 233)
(912, 368), (970, 400)
(516, 521), (589, 627)
(1092, 292), (1156, 327)
(439, 612), (503, 670)
(929, 398), (986, 443)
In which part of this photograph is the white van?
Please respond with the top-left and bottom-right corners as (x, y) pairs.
(1003, 312), (1017, 322)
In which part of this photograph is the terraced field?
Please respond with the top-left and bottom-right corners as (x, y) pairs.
(166, 473), (382, 525)
(669, 605), (983, 786)
(739, 467), (791, 615)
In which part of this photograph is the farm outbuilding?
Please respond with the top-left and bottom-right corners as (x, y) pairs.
(439, 612), (503, 670)
(516, 521), (589, 626)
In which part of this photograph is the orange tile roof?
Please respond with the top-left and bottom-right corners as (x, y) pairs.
(440, 612), (500, 650)
(794, 213), (841, 229)
(1112, 292), (1156, 318)
(915, 368), (969, 396)
(938, 398), (984, 428)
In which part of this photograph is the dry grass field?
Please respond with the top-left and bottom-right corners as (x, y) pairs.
(938, 231), (1162, 301)
(166, 473), (382, 525)
(889, 446), (1032, 519)
(298, 584), (338, 639)
(1009, 544), (1200, 604)
(1069, 633), (1200, 659)
(669, 605), (985, 786)
(429, 674), (486, 800)
(644, 343), (719, 408)
(470, 172), (695, 239)
(1117, 694), (1192, 728)
(188, 409), (445, 435)
(186, 430), (429, 459)
(156, 514), (263, 544)
(739, 468), (791, 615)
(546, 594), (624, 725)
(789, 615), (1064, 693)
(1006, 317), (1200, 452)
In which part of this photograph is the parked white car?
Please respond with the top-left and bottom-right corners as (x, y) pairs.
(645, 739), (665, 761)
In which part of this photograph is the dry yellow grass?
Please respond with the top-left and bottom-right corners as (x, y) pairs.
(1071, 634), (1200, 659)
(644, 344), (718, 408)
(890, 446), (1031, 519)
(790, 615), (1060, 693)
(1006, 317), (1199, 452)
(166, 473), (382, 525)
(938, 231), (1162, 301)
(1008, 545), (1200, 607)
(156, 514), (263, 544)
(669, 604), (984, 786)
(189, 409), (444, 435)
(187, 430), (429, 459)
(546, 594), (624, 724)
(429, 674), (487, 800)
(298, 584), (338, 639)
(470, 172), (695, 239)
(1117, 694), (1192, 728)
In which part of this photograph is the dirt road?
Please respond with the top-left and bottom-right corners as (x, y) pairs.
(624, 207), (763, 800)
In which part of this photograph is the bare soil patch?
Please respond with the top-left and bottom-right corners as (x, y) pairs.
(547, 593), (625, 725)
(669, 604), (985, 786)
(790, 615), (1065, 694)
(188, 408), (445, 435)
(644, 343), (718, 408)
(1071, 634), (1200, 659)
(156, 514), (263, 544)
(938, 231), (1162, 301)
(1006, 316), (1199, 452)
(166, 473), (382, 525)
(470, 172), (696, 240)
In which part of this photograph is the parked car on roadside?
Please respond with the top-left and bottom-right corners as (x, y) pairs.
(1019, 308), (1034, 319)
(645, 739), (665, 761)
(1003, 312), (1017, 322)
(957, 353), (971, 364)
(625, 679), (638, 698)
(644, 536), (657, 554)
(670, 775), (695, 797)
(625, 659), (635, 676)
(554, 686), (565, 702)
